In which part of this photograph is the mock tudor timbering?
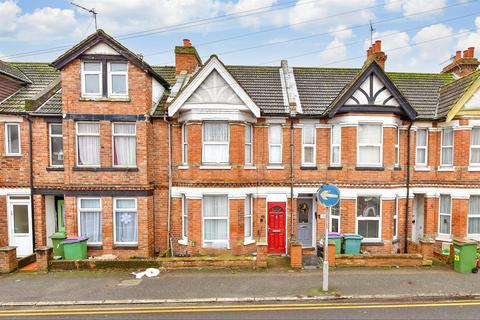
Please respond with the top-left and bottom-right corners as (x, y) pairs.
(1, 29), (480, 259)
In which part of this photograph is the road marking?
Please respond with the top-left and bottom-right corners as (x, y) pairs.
(1, 300), (480, 317)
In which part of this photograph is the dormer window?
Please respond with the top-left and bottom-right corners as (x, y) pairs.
(81, 59), (128, 98)
(82, 62), (102, 97)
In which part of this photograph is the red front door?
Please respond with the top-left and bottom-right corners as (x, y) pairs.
(267, 202), (286, 254)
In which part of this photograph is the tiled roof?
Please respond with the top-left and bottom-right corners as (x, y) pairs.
(151, 66), (176, 86)
(436, 70), (480, 119)
(33, 89), (62, 115)
(0, 62), (59, 113)
(0, 60), (31, 83)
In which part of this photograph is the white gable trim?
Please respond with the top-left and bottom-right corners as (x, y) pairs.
(168, 56), (260, 118)
(84, 42), (120, 55)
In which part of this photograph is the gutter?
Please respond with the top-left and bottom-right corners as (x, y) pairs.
(404, 121), (413, 253)
(290, 111), (296, 242)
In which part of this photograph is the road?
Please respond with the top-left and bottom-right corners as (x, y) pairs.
(1, 299), (480, 320)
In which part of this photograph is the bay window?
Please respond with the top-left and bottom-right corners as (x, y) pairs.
(245, 124), (253, 165)
(244, 194), (253, 242)
(203, 195), (229, 248)
(182, 123), (188, 165)
(49, 123), (63, 167)
(76, 122), (100, 166)
(330, 125), (341, 166)
(114, 198), (138, 245)
(302, 124), (316, 166)
(416, 128), (428, 166)
(330, 201), (340, 233)
(438, 194), (451, 237)
(182, 194), (188, 241)
(113, 123), (136, 167)
(470, 127), (480, 166)
(468, 195), (480, 238)
(202, 122), (229, 164)
(268, 124), (282, 164)
(108, 62), (128, 96)
(440, 128), (453, 167)
(78, 198), (102, 245)
(81, 62), (102, 97)
(357, 123), (382, 167)
(356, 196), (381, 241)
(394, 127), (400, 167)
(5, 123), (20, 155)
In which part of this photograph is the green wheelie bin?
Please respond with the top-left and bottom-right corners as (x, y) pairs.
(328, 232), (344, 254)
(62, 236), (88, 260)
(49, 232), (66, 258)
(343, 234), (363, 254)
(453, 239), (477, 273)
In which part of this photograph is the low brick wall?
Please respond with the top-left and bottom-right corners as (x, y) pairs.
(335, 253), (425, 267)
(0, 247), (17, 273)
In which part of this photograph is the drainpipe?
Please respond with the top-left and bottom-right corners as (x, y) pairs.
(290, 111), (296, 242)
(166, 117), (173, 256)
(404, 121), (413, 253)
(27, 115), (35, 249)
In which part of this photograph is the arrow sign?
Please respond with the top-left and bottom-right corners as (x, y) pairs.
(316, 184), (340, 207)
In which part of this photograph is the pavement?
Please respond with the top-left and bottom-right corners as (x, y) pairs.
(1, 264), (480, 306)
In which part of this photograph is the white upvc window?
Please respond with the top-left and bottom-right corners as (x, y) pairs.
(416, 128), (428, 166)
(394, 127), (400, 167)
(78, 198), (102, 245)
(244, 194), (253, 242)
(357, 123), (382, 167)
(202, 122), (229, 164)
(470, 127), (480, 166)
(302, 124), (316, 166)
(181, 123), (188, 165)
(468, 195), (480, 239)
(330, 201), (341, 233)
(5, 123), (21, 155)
(440, 128), (454, 167)
(438, 194), (452, 237)
(268, 124), (282, 164)
(108, 61), (128, 97)
(202, 195), (229, 248)
(245, 123), (253, 165)
(76, 122), (100, 166)
(49, 123), (63, 167)
(330, 125), (341, 166)
(393, 196), (398, 240)
(182, 194), (188, 241)
(113, 198), (138, 245)
(112, 123), (136, 167)
(356, 196), (381, 242)
(81, 61), (102, 97)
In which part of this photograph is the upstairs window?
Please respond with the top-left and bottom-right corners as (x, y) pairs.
(113, 123), (136, 167)
(49, 123), (63, 167)
(181, 123), (188, 165)
(330, 125), (341, 166)
(394, 127), (400, 167)
(470, 127), (480, 166)
(81, 62), (102, 97)
(245, 124), (253, 165)
(108, 62), (128, 97)
(5, 123), (20, 155)
(77, 122), (100, 166)
(440, 128), (453, 167)
(416, 128), (428, 166)
(302, 124), (316, 166)
(268, 124), (282, 164)
(202, 122), (229, 164)
(357, 123), (382, 167)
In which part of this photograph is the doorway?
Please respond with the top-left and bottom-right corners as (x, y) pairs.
(412, 194), (425, 242)
(8, 196), (32, 257)
(297, 197), (314, 247)
(267, 202), (286, 254)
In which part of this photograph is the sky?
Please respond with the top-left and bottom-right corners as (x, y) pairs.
(0, 0), (479, 72)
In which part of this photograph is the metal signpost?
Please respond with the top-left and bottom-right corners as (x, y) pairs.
(316, 184), (340, 292)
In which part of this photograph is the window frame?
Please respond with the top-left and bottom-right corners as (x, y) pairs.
(357, 123), (383, 167)
(107, 61), (129, 97)
(5, 122), (21, 156)
(112, 122), (137, 168)
(415, 128), (428, 167)
(330, 201), (341, 233)
(244, 194), (253, 242)
(394, 127), (400, 167)
(202, 121), (230, 164)
(330, 125), (341, 166)
(355, 195), (382, 242)
(468, 195), (480, 240)
(181, 123), (188, 165)
(75, 121), (101, 167)
(438, 194), (452, 238)
(181, 194), (188, 241)
(440, 127), (454, 167)
(268, 124), (283, 164)
(202, 194), (229, 248)
(81, 61), (102, 97)
(113, 197), (138, 246)
(470, 127), (480, 166)
(77, 197), (102, 245)
(49, 123), (63, 167)
(301, 124), (316, 166)
(393, 195), (398, 240)
(245, 123), (254, 166)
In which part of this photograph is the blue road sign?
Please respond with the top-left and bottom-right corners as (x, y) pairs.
(316, 184), (340, 207)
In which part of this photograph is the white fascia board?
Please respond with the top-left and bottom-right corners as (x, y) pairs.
(168, 56), (260, 118)
(328, 115), (401, 127)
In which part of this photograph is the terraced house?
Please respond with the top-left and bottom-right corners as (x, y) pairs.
(1, 30), (480, 261)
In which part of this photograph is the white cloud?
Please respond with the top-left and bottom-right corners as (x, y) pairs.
(412, 24), (454, 64)
(457, 16), (480, 52)
(385, 0), (447, 17)
(0, 1), (20, 33)
(227, 0), (285, 29)
(319, 25), (353, 62)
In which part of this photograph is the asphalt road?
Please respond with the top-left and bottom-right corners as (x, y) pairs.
(2, 300), (480, 320)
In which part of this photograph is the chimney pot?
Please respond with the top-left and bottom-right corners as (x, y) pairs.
(183, 39), (191, 47)
(463, 50), (469, 58)
(374, 40), (381, 52)
(455, 51), (462, 60)
(442, 47), (479, 77)
(468, 47), (475, 58)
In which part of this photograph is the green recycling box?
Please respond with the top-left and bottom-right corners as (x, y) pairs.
(49, 232), (66, 258)
(62, 236), (88, 260)
(343, 234), (364, 254)
(453, 239), (477, 273)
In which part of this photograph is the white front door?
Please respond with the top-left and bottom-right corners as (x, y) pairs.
(412, 194), (425, 243)
(8, 197), (33, 257)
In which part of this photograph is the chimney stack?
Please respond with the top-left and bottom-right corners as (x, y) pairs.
(442, 47), (479, 77)
(175, 38), (201, 75)
(365, 40), (387, 69)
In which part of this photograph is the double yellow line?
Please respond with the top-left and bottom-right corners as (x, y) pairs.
(1, 299), (480, 317)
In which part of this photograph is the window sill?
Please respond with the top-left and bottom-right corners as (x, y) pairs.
(79, 97), (131, 102)
(266, 165), (284, 170)
(199, 165), (232, 170)
(46, 166), (64, 171)
(468, 166), (480, 172)
(328, 165), (342, 170)
(361, 241), (384, 246)
(244, 165), (256, 170)
(73, 167), (139, 172)
(4, 154), (22, 157)
(355, 166), (384, 171)
(414, 165), (431, 171)
(243, 239), (256, 246)
(178, 165), (189, 170)
(112, 244), (138, 249)
(178, 239), (188, 246)
(437, 166), (454, 172)
(435, 236), (452, 242)
(300, 165), (317, 170)
(393, 165), (402, 171)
